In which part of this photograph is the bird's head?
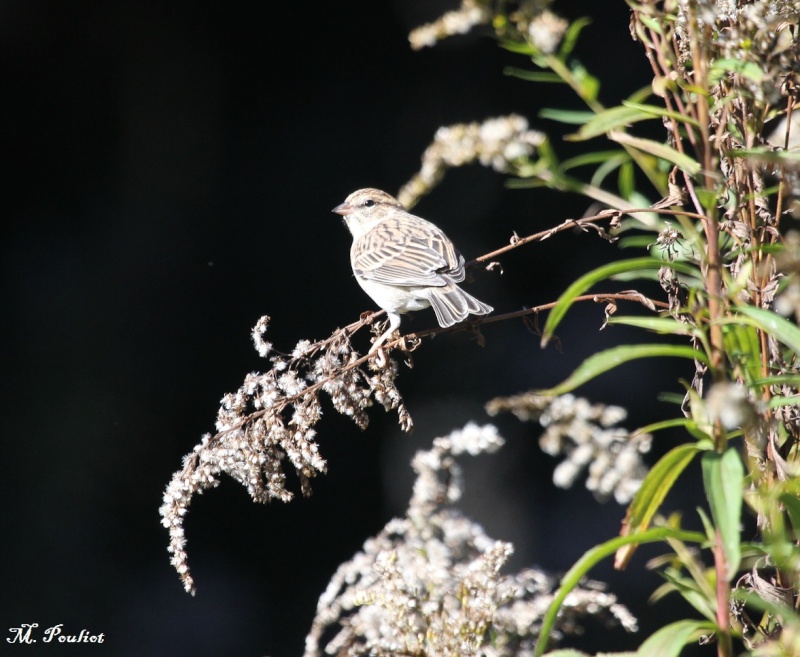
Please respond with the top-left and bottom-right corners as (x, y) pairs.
(332, 188), (405, 238)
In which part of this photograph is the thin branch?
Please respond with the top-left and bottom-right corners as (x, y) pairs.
(469, 206), (709, 267)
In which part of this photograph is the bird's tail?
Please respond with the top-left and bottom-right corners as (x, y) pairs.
(424, 283), (493, 328)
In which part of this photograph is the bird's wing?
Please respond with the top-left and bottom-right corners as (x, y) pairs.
(352, 215), (465, 287)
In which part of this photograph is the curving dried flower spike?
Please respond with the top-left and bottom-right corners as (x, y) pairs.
(160, 315), (413, 594)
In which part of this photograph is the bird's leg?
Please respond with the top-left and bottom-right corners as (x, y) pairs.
(368, 312), (402, 355)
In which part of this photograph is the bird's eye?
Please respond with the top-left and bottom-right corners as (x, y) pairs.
(363, 199), (376, 208)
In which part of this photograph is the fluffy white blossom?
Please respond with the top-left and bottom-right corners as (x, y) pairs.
(487, 392), (651, 503)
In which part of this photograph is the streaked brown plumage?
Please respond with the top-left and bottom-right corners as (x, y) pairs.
(333, 188), (492, 350)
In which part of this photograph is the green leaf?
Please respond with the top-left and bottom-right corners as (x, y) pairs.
(561, 149), (629, 171)
(620, 100), (702, 128)
(618, 235), (655, 249)
(753, 374), (800, 388)
(632, 416), (706, 437)
(538, 108), (596, 124)
(639, 15), (663, 35)
(779, 493), (800, 538)
(590, 152), (632, 187)
(721, 319), (762, 386)
(504, 67), (564, 83)
(570, 61), (600, 102)
(730, 148), (800, 164)
(658, 391), (687, 406)
(728, 306), (800, 354)
(702, 449), (744, 581)
(619, 160), (635, 199)
(500, 40), (535, 55)
(769, 395), (800, 409)
(695, 187), (719, 213)
(616, 443), (703, 569)
(533, 527), (707, 657)
(541, 257), (699, 346)
(606, 315), (700, 337)
(709, 58), (765, 84)
(609, 131), (702, 175)
(696, 507), (716, 544)
(628, 85), (655, 104)
(636, 620), (717, 657)
(624, 444), (703, 535)
(558, 16), (592, 59)
(537, 344), (708, 396)
(568, 105), (655, 141)
(656, 570), (718, 622)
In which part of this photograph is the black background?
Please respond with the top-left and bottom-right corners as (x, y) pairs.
(2, 2), (702, 656)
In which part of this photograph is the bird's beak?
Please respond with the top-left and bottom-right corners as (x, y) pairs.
(332, 202), (354, 216)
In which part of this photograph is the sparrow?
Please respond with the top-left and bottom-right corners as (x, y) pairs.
(332, 188), (492, 351)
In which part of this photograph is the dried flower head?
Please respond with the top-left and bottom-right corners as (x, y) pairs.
(652, 221), (682, 260)
(304, 423), (636, 657)
(704, 381), (759, 432)
(486, 392), (651, 503)
(398, 115), (545, 208)
(672, 0), (800, 103)
(408, 0), (491, 51)
(160, 315), (413, 594)
(526, 10), (569, 54)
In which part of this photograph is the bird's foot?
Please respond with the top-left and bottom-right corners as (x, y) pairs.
(360, 310), (382, 324)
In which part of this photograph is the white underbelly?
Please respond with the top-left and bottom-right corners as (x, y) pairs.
(356, 277), (432, 314)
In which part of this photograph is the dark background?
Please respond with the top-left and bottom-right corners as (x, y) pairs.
(2, 2), (701, 656)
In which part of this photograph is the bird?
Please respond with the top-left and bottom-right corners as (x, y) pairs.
(332, 188), (492, 351)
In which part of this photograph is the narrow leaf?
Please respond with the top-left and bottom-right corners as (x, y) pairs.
(702, 449), (744, 581)
(500, 41), (535, 55)
(570, 62), (600, 102)
(636, 620), (717, 657)
(616, 443), (702, 569)
(569, 105), (655, 141)
(730, 148), (800, 164)
(606, 315), (700, 337)
(504, 67), (563, 83)
(710, 58), (765, 83)
(537, 344), (707, 397)
(541, 257), (697, 346)
(721, 319), (763, 386)
(561, 149), (629, 171)
(769, 395), (800, 409)
(534, 527), (706, 657)
(732, 306), (800, 354)
(755, 374), (800, 388)
(591, 152), (632, 187)
(609, 131), (702, 175)
(621, 100), (702, 128)
(656, 571), (717, 622)
(619, 160), (635, 200)
(538, 108), (596, 124)
(779, 493), (800, 537)
(639, 15), (663, 35)
(558, 16), (592, 59)
(632, 417), (705, 437)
